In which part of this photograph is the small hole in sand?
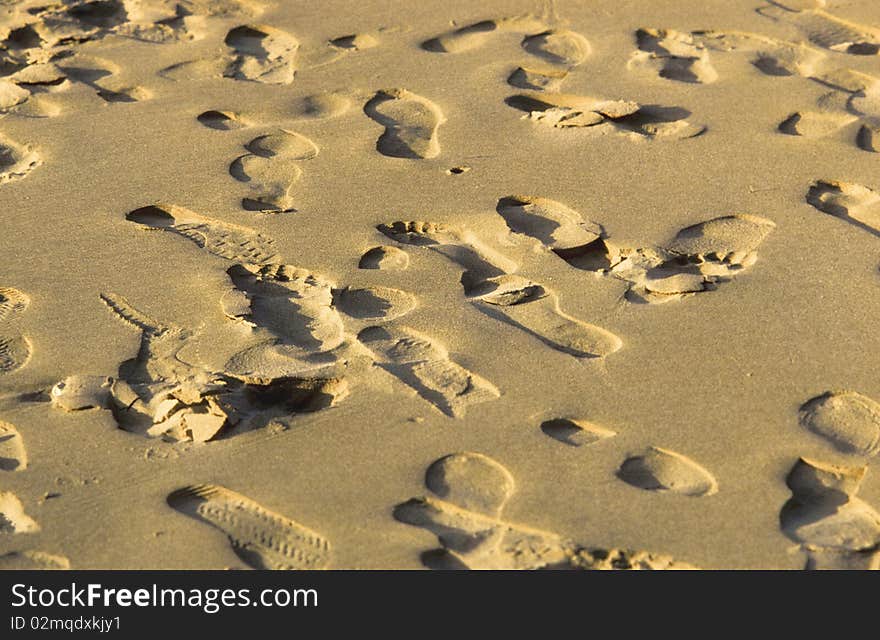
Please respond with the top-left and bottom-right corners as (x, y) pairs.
(446, 166), (470, 175)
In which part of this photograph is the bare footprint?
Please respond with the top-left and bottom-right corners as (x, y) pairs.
(806, 179), (880, 237)
(0, 287), (31, 375)
(168, 484), (331, 569)
(617, 447), (718, 497)
(778, 109), (857, 137)
(197, 110), (248, 130)
(378, 220), (621, 358)
(781, 457), (880, 569)
(357, 325), (499, 417)
(0, 491), (38, 534)
(364, 89), (445, 159)
(757, 3), (880, 55)
(287, 92), (352, 121)
(126, 204), (280, 264)
(421, 15), (548, 53)
(507, 65), (569, 91)
(540, 417), (616, 447)
(521, 29), (591, 67)
(395, 452), (695, 569)
(799, 391), (880, 456)
(629, 28), (717, 84)
(358, 245), (410, 270)
(224, 24), (299, 84)
(0, 134), (40, 184)
(690, 29), (825, 77)
(0, 421), (27, 471)
(0, 550), (70, 570)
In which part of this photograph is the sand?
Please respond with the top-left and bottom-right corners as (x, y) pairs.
(0, 0), (879, 570)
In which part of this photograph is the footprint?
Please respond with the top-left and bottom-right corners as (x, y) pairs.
(126, 204), (281, 264)
(690, 29), (825, 77)
(507, 65), (569, 91)
(222, 264), (346, 353)
(780, 457), (880, 569)
(357, 325), (499, 417)
(395, 452), (694, 569)
(799, 391), (880, 456)
(363, 89), (445, 159)
(378, 220), (621, 358)
(230, 130), (318, 212)
(629, 28), (717, 84)
(507, 93), (705, 139)
(757, 3), (880, 55)
(287, 92), (352, 121)
(521, 29), (591, 67)
(806, 179), (880, 237)
(167, 484), (331, 569)
(0, 287), (31, 375)
(224, 24), (299, 84)
(617, 447), (718, 497)
(0, 491), (38, 534)
(0, 134), (40, 184)
(540, 417), (616, 447)
(197, 110), (248, 130)
(0, 421), (27, 471)
(421, 15), (548, 53)
(778, 109), (857, 137)
(358, 246), (410, 270)
(0, 550), (70, 570)
(330, 33), (378, 51)
(333, 286), (417, 325)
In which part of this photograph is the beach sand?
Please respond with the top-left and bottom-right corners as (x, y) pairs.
(1, 0), (879, 570)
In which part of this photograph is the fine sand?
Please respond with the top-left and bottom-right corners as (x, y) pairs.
(1, 0), (880, 570)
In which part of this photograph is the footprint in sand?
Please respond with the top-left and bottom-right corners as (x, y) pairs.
(395, 452), (695, 569)
(0, 134), (40, 184)
(357, 325), (498, 418)
(629, 28), (717, 84)
(168, 484), (331, 570)
(757, 2), (880, 56)
(778, 108), (858, 138)
(197, 110), (249, 130)
(378, 220), (621, 358)
(359, 246), (410, 270)
(0, 550), (70, 570)
(540, 417), (616, 447)
(617, 447), (718, 497)
(51, 291), (348, 443)
(420, 15), (549, 53)
(780, 457), (880, 569)
(798, 391), (880, 457)
(363, 89), (445, 159)
(0, 421), (27, 471)
(224, 24), (299, 84)
(126, 204), (281, 264)
(506, 93), (706, 140)
(230, 129), (318, 212)
(287, 92), (353, 121)
(0, 287), (32, 375)
(0, 491), (38, 534)
(806, 180), (880, 237)
(58, 54), (150, 103)
(521, 29), (591, 67)
(498, 197), (776, 304)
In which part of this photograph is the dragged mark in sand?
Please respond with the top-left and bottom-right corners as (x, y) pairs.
(126, 204), (280, 264)
(357, 325), (498, 418)
(0, 421), (27, 471)
(0, 287), (32, 375)
(781, 457), (880, 569)
(799, 391), (880, 457)
(540, 417), (616, 447)
(364, 89), (445, 159)
(0, 491), (38, 534)
(395, 452), (694, 569)
(378, 220), (621, 358)
(806, 179), (880, 237)
(168, 484), (330, 570)
(617, 447), (718, 497)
